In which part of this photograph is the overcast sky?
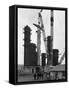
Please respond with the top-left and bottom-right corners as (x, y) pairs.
(18, 8), (65, 65)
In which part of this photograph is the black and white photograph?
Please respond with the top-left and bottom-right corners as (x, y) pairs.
(17, 6), (67, 83)
(9, 5), (67, 85)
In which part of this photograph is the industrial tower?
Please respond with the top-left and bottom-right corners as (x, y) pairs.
(47, 10), (54, 66)
(24, 25), (37, 66)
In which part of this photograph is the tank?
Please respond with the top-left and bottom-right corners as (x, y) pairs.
(41, 53), (46, 66)
(47, 36), (53, 65)
(53, 49), (59, 66)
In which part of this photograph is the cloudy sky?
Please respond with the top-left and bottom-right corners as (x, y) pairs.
(18, 8), (65, 65)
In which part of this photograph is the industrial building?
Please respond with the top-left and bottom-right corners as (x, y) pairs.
(18, 9), (65, 82)
(23, 10), (65, 67)
(24, 25), (37, 66)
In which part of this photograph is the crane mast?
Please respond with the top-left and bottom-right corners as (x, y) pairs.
(39, 12), (47, 56)
(37, 12), (41, 66)
(33, 10), (47, 66)
(33, 10), (47, 54)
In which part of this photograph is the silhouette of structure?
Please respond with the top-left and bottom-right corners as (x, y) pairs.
(53, 49), (59, 66)
(47, 36), (59, 66)
(24, 25), (37, 66)
(47, 36), (53, 66)
(41, 53), (46, 66)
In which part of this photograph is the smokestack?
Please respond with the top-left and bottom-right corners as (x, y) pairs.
(47, 10), (54, 66)
(50, 10), (54, 49)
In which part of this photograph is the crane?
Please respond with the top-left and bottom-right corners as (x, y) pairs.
(33, 10), (47, 57)
(36, 12), (41, 66)
(33, 10), (54, 66)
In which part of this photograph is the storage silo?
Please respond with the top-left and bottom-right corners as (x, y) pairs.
(47, 36), (53, 66)
(41, 53), (46, 66)
(53, 49), (59, 66)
